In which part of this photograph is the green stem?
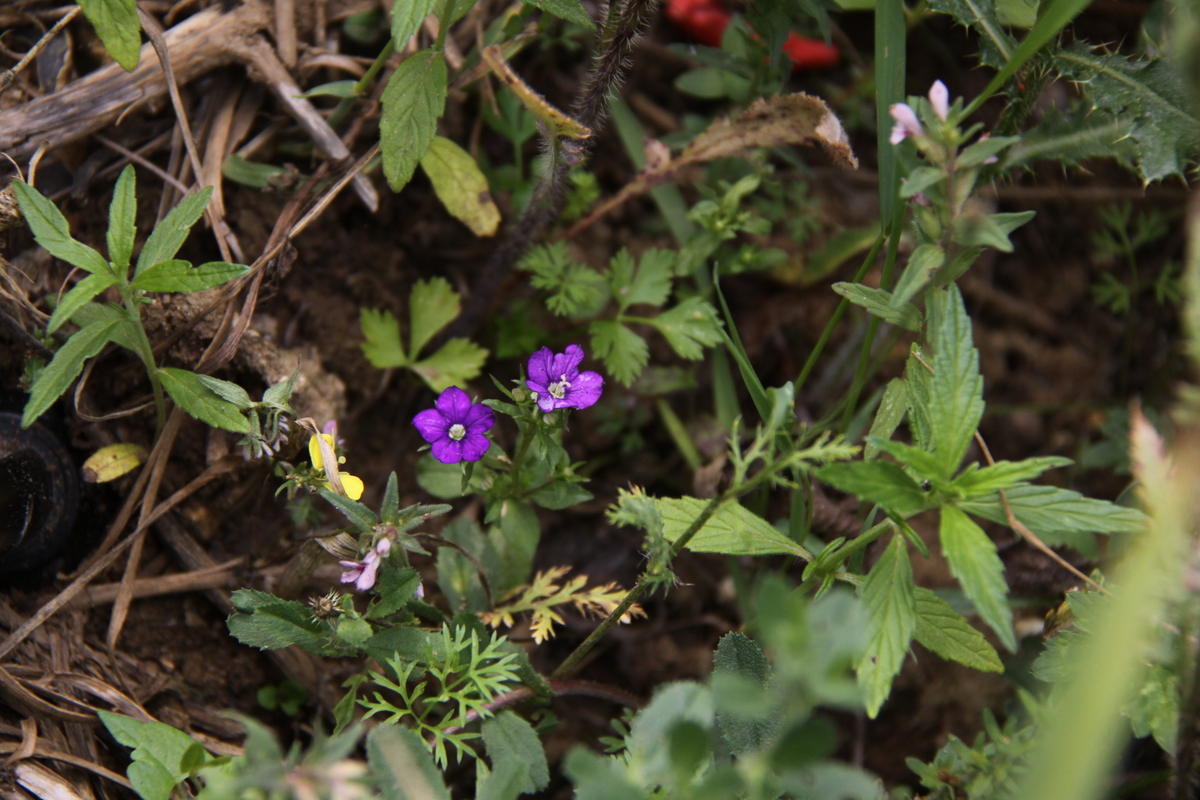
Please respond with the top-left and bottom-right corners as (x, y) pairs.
(795, 233), (885, 394)
(328, 39), (396, 129)
(122, 292), (166, 437)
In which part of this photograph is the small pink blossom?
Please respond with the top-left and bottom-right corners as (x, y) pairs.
(928, 80), (950, 121)
(339, 538), (392, 592)
(889, 103), (923, 144)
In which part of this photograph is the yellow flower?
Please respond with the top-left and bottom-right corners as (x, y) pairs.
(308, 433), (365, 501)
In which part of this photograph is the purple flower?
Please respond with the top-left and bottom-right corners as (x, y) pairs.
(889, 103), (923, 144)
(340, 538), (392, 592)
(526, 345), (604, 413)
(928, 80), (950, 121)
(412, 386), (495, 464)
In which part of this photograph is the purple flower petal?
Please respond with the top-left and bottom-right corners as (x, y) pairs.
(889, 103), (922, 144)
(566, 370), (603, 409)
(536, 392), (558, 412)
(412, 408), (449, 443)
(463, 403), (495, 433)
(928, 80), (949, 121)
(527, 347), (554, 388)
(436, 386), (472, 423)
(554, 344), (585, 380)
(431, 437), (465, 464)
(460, 432), (490, 462)
(355, 557), (381, 591)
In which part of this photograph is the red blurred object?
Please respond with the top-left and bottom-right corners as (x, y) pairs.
(664, 0), (840, 70)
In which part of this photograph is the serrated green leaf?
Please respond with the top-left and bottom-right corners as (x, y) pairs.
(912, 587), (1003, 672)
(610, 249), (673, 312)
(158, 368), (250, 433)
(477, 761), (526, 800)
(864, 378), (907, 460)
(891, 244), (945, 310)
(521, 0), (595, 29)
(135, 188), (212, 276)
(1003, 107), (1136, 170)
(420, 136), (501, 237)
(816, 461), (929, 517)
(927, 0), (1014, 68)
(482, 711), (549, 794)
(316, 487), (378, 532)
(521, 243), (610, 317)
(381, 49), (448, 192)
(78, 0), (141, 71)
(950, 455), (1072, 495)
(22, 317), (123, 427)
(1123, 664), (1179, 751)
(391, 0), (440, 45)
(869, 438), (952, 485)
(658, 498), (809, 556)
(409, 277), (461, 358)
(131, 260), (249, 293)
(650, 297), (723, 360)
(47, 272), (119, 334)
(956, 483), (1147, 537)
(927, 285), (984, 476)
(12, 180), (111, 275)
(411, 338), (489, 392)
(226, 589), (328, 652)
(712, 633), (775, 757)
(939, 506), (1014, 651)
(195, 375), (254, 409)
(857, 535), (916, 717)
(107, 165), (137, 272)
(831, 283), (921, 331)
(368, 724), (451, 800)
(1055, 45), (1200, 181)
(360, 308), (409, 368)
(996, 0), (1038, 26)
(590, 319), (649, 386)
(98, 711), (204, 800)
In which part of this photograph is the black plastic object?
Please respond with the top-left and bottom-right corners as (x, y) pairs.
(0, 411), (81, 577)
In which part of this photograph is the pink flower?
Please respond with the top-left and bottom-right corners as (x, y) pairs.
(928, 80), (950, 121)
(339, 538), (392, 592)
(889, 103), (923, 144)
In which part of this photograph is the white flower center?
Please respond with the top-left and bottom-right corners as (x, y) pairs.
(548, 374), (571, 399)
(448, 423), (466, 440)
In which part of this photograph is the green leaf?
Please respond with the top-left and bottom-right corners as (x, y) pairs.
(482, 711), (550, 794)
(950, 455), (1072, 495)
(996, 0), (1037, 26)
(1002, 107), (1136, 170)
(47, 272), (119, 334)
(956, 483), (1147, 537)
(98, 712), (205, 800)
(951, 210), (1035, 252)
(864, 378), (907, 460)
(316, 487), (379, 532)
(226, 589), (329, 652)
(22, 316), (123, 427)
(1124, 664), (1179, 751)
(360, 308), (409, 368)
(891, 244), (944, 309)
(107, 164), (137, 272)
(713, 632), (776, 756)
(831, 282), (921, 331)
(927, 0), (1014, 68)
(68, 302), (141, 352)
(957, 135), (1021, 168)
(609, 249), (673, 312)
(869, 438), (953, 485)
(563, 748), (644, 800)
(528, 481), (593, 510)
(495, 499), (540, 594)
(420, 136), (501, 237)
(912, 587), (1003, 672)
(590, 319), (649, 387)
(131, 260), (249, 293)
(521, 243), (610, 317)
(939, 506), (1014, 651)
(417, 454), (486, 498)
(410, 338), (489, 392)
(857, 535), (917, 718)
(816, 461), (929, 517)
(927, 285), (984, 476)
(477, 761), (527, 800)
(157, 368), (251, 433)
(368, 724), (451, 800)
(298, 80), (359, 98)
(391, 0), (440, 45)
(135, 188), (213, 276)
(628, 683), (714, 785)
(78, 0), (141, 71)
(658, 498), (809, 557)
(381, 49), (448, 192)
(521, 0), (596, 29)
(649, 297), (723, 360)
(12, 180), (111, 275)
(195, 375), (254, 409)
(409, 277), (461, 359)
(1055, 44), (1200, 181)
